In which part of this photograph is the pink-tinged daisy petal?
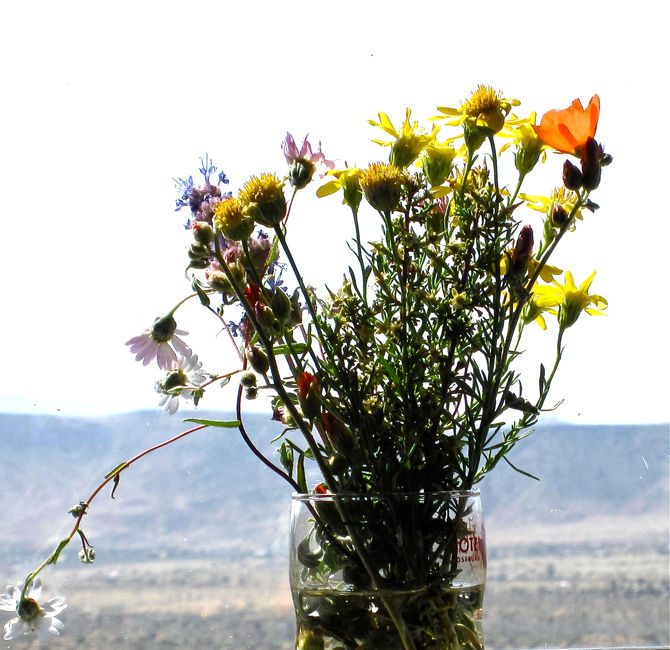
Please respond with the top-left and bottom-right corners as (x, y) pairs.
(282, 133), (299, 164)
(156, 344), (177, 371)
(171, 334), (190, 358)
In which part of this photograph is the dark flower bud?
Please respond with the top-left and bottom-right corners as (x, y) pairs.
(551, 204), (569, 228)
(562, 160), (583, 191)
(580, 137), (602, 191)
(510, 225), (534, 274)
(270, 288), (292, 325)
(600, 152), (613, 167)
(244, 387), (258, 400)
(246, 346), (270, 375)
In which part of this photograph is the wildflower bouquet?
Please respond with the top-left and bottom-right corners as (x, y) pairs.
(2, 87), (610, 648)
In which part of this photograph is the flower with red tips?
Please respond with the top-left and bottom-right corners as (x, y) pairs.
(533, 95), (600, 156)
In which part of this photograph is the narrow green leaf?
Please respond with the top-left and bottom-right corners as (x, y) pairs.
(296, 453), (307, 493)
(191, 278), (211, 307)
(47, 538), (70, 566)
(105, 462), (127, 479)
(503, 455), (541, 480)
(184, 418), (240, 428)
(273, 342), (309, 355)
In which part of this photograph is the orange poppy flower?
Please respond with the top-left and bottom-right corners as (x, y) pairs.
(532, 95), (600, 155)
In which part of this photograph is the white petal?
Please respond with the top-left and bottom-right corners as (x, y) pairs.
(3, 617), (24, 640)
(41, 597), (67, 616)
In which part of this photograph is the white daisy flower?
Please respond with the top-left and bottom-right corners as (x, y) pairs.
(0, 579), (66, 640)
(126, 314), (190, 370)
(155, 350), (207, 414)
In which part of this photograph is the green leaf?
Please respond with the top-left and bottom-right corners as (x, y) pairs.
(272, 342), (309, 355)
(191, 278), (211, 307)
(105, 462), (127, 479)
(184, 418), (240, 428)
(296, 453), (307, 493)
(47, 538), (70, 566)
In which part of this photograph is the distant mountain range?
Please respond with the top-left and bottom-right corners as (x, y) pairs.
(1, 412), (667, 564)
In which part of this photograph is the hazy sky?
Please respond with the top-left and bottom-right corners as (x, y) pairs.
(1, 0), (668, 424)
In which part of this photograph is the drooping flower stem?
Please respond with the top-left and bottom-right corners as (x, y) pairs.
(21, 423), (210, 600)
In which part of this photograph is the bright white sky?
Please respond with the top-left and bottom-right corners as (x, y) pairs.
(1, 0), (668, 424)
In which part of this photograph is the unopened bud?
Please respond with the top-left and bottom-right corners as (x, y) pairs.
(188, 242), (211, 261)
(246, 346), (270, 375)
(270, 288), (292, 324)
(208, 271), (233, 294)
(240, 371), (257, 388)
(193, 222), (214, 245)
(228, 262), (246, 284)
(580, 137), (602, 191)
(600, 152), (613, 166)
(245, 387), (258, 400)
(510, 225), (534, 274)
(551, 204), (569, 228)
(562, 160), (583, 191)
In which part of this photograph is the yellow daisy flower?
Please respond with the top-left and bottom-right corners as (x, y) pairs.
(359, 162), (407, 213)
(534, 271), (607, 329)
(368, 108), (439, 168)
(316, 167), (362, 209)
(499, 112), (548, 175)
(522, 187), (584, 223)
(434, 85), (520, 134)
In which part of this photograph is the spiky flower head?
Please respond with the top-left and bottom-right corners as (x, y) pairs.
(435, 85), (520, 135)
(359, 163), (406, 213)
(213, 197), (255, 241)
(369, 108), (439, 168)
(239, 173), (286, 227)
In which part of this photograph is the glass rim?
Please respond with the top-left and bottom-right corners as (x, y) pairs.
(291, 489), (481, 501)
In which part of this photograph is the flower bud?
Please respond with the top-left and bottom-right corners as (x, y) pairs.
(255, 302), (278, 331)
(580, 137), (602, 191)
(551, 204), (569, 228)
(207, 271), (233, 295)
(246, 346), (270, 375)
(421, 144), (456, 187)
(562, 160), (583, 191)
(245, 386), (258, 400)
(228, 262), (246, 284)
(240, 371), (257, 388)
(188, 242), (211, 261)
(270, 288), (292, 325)
(297, 371), (321, 420)
(600, 152), (613, 167)
(509, 225), (534, 275)
(193, 222), (214, 245)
